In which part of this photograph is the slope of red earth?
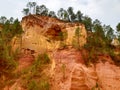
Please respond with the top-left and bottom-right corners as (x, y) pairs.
(4, 54), (35, 90)
(17, 54), (35, 72)
(4, 48), (120, 90)
(50, 48), (120, 90)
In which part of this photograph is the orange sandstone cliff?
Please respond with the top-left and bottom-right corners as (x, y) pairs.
(12, 15), (87, 53)
(7, 15), (120, 90)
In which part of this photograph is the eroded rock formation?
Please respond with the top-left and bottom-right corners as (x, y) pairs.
(12, 15), (87, 53)
(8, 15), (120, 90)
(50, 49), (120, 90)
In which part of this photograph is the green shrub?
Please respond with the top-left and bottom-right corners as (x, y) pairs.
(92, 82), (100, 90)
(72, 27), (81, 50)
(20, 53), (50, 90)
(0, 17), (23, 78)
(39, 80), (50, 90)
(58, 31), (67, 49)
(61, 64), (66, 79)
(37, 53), (50, 64)
(27, 80), (39, 90)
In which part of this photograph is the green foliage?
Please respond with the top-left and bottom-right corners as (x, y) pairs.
(22, 8), (29, 16)
(37, 53), (50, 64)
(72, 27), (81, 50)
(20, 53), (50, 90)
(22, 2), (37, 15)
(116, 23), (120, 42)
(48, 11), (56, 18)
(27, 2), (37, 14)
(22, 75), (50, 90)
(105, 25), (114, 43)
(27, 80), (39, 90)
(67, 7), (76, 22)
(82, 15), (92, 31)
(57, 8), (69, 21)
(76, 10), (83, 22)
(0, 45), (17, 75)
(36, 5), (48, 16)
(92, 82), (100, 90)
(39, 80), (50, 90)
(83, 19), (116, 65)
(85, 19), (107, 49)
(58, 31), (68, 49)
(0, 16), (7, 24)
(75, 27), (80, 37)
(27, 80), (50, 90)
(0, 17), (23, 77)
(57, 6), (82, 22)
(93, 19), (105, 39)
(0, 17), (23, 89)
(110, 50), (120, 66)
(58, 31), (64, 41)
(23, 2), (84, 22)
(83, 47), (98, 66)
(61, 64), (66, 79)
(116, 22), (120, 32)
(1, 19), (23, 44)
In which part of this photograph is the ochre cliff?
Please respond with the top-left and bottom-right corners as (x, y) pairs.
(12, 15), (87, 53)
(8, 15), (120, 90)
(4, 49), (120, 90)
(50, 49), (120, 90)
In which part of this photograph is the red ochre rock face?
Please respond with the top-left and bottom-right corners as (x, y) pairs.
(9, 15), (120, 90)
(49, 49), (120, 90)
(5, 49), (120, 90)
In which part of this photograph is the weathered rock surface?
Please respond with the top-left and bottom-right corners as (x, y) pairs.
(13, 15), (87, 53)
(50, 49), (120, 90)
(8, 15), (120, 90)
(96, 62), (120, 90)
(4, 54), (34, 90)
(3, 49), (120, 90)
